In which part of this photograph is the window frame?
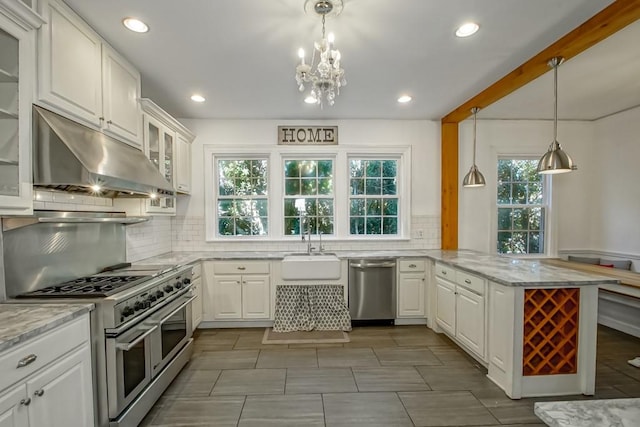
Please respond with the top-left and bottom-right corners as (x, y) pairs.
(204, 144), (411, 241)
(494, 155), (552, 256)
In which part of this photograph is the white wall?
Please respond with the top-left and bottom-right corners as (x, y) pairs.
(173, 119), (441, 252)
(458, 119), (596, 255)
(590, 106), (640, 258)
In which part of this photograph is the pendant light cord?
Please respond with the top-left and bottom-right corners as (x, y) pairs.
(472, 109), (478, 166)
(553, 60), (558, 143)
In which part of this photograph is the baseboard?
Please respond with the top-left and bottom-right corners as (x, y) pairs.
(394, 318), (428, 325)
(598, 315), (640, 338)
(198, 320), (274, 329)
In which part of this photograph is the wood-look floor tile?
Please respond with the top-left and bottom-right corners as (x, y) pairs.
(256, 348), (318, 368)
(470, 388), (540, 425)
(212, 368), (286, 395)
(343, 335), (398, 348)
(323, 392), (413, 427)
(428, 345), (481, 367)
(234, 335), (289, 350)
(399, 390), (498, 426)
(239, 394), (324, 426)
(188, 349), (258, 370)
(374, 347), (442, 366)
(163, 368), (220, 397)
(317, 347), (380, 367)
(417, 366), (495, 391)
(148, 395), (245, 426)
(353, 366), (430, 391)
(286, 367), (357, 394)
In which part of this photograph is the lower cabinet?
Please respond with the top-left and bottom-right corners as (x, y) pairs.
(191, 263), (203, 329)
(204, 261), (271, 321)
(397, 259), (426, 317)
(435, 262), (486, 361)
(0, 315), (94, 427)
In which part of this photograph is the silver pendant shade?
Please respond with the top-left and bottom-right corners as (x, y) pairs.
(537, 57), (576, 174)
(463, 107), (486, 188)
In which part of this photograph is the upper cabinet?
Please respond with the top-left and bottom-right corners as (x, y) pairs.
(0, 1), (44, 215)
(37, 0), (142, 148)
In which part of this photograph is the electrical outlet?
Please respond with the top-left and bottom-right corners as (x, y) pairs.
(412, 229), (424, 239)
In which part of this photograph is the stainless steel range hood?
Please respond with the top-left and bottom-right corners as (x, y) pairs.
(32, 105), (175, 198)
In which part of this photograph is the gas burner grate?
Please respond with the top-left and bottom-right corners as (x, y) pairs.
(17, 275), (150, 298)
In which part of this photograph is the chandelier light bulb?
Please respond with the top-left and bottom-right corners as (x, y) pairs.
(328, 32), (335, 44)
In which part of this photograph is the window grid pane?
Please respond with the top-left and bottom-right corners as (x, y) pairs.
(349, 159), (399, 235)
(217, 159), (268, 236)
(496, 159), (545, 254)
(283, 160), (334, 236)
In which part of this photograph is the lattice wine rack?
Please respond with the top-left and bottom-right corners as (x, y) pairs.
(522, 288), (579, 376)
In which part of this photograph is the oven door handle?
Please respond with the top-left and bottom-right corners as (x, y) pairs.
(159, 295), (197, 324)
(115, 325), (158, 351)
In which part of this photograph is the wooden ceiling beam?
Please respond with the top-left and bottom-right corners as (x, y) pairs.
(441, 0), (640, 124)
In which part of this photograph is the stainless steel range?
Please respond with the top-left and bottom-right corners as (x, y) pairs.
(16, 263), (195, 427)
(2, 212), (195, 427)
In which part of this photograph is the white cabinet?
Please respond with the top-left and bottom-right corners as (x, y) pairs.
(204, 261), (271, 321)
(0, 2), (42, 215)
(435, 262), (486, 360)
(0, 314), (94, 427)
(37, 0), (142, 148)
(191, 263), (203, 329)
(175, 132), (192, 194)
(397, 259), (426, 318)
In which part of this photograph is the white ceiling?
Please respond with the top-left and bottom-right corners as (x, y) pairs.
(62, 0), (618, 121)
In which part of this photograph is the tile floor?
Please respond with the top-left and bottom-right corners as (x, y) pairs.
(141, 325), (640, 426)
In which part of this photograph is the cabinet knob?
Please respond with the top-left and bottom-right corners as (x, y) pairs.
(441, 271), (447, 275)
(409, 264), (417, 268)
(20, 398), (31, 406)
(107, 120), (113, 125)
(465, 279), (471, 284)
(237, 266), (246, 270)
(34, 389), (45, 397)
(16, 354), (37, 368)
(236, 281), (240, 284)
(99, 117), (104, 121)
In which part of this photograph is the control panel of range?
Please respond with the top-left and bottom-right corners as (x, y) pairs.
(114, 270), (192, 327)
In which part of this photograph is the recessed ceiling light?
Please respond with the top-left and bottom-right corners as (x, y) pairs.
(397, 95), (412, 103)
(190, 94), (206, 103)
(455, 22), (479, 38)
(122, 18), (149, 33)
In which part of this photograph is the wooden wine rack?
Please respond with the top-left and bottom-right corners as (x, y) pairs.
(522, 288), (579, 376)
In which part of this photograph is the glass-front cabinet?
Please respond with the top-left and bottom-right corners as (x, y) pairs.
(0, 4), (43, 214)
(142, 108), (176, 214)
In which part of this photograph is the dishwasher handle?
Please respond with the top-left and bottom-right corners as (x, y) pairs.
(350, 261), (396, 268)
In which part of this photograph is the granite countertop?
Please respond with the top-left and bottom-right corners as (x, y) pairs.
(534, 398), (640, 426)
(424, 249), (619, 287)
(0, 303), (94, 353)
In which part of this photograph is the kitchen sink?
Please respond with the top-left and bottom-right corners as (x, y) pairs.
(281, 252), (341, 280)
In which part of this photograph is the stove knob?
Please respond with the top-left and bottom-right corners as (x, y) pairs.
(175, 281), (183, 289)
(144, 300), (151, 308)
(148, 295), (157, 302)
(156, 290), (164, 298)
(164, 285), (174, 293)
(183, 278), (191, 285)
(122, 306), (134, 317)
(134, 301), (143, 311)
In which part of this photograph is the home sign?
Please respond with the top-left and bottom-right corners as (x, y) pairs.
(278, 126), (338, 145)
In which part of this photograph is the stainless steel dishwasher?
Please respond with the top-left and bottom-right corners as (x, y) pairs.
(348, 258), (396, 323)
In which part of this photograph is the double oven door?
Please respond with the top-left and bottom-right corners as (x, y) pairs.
(105, 290), (195, 419)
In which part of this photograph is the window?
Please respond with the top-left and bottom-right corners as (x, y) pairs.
(283, 159), (334, 236)
(349, 159), (399, 235)
(496, 158), (545, 254)
(216, 159), (268, 236)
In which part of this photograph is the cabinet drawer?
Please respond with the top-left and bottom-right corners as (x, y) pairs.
(435, 262), (456, 280)
(190, 262), (202, 279)
(213, 261), (270, 275)
(399, 259), (425, 273)
(456, 271), (485, 295)
(0, 316), (89, 391)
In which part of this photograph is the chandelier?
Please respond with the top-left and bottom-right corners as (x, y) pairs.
(295, 0), (346, 107)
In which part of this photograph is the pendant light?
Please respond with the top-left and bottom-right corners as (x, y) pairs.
(537, 57), (575, 174)
(463, 107), (486, 187)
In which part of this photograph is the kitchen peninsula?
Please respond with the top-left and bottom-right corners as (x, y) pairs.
(425, 249), (619, 399)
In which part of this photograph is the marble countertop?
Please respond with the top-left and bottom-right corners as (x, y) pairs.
(425, 249), (619, 287)
(135, 249), (619, 287)
(534, 398), (640, 426)
(0, 303), (94, 353)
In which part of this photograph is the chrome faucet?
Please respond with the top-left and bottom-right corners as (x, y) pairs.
(306, 226), (315, 254)
(319, 232), (324, 252)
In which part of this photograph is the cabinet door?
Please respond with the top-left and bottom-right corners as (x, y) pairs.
(26, 345), (93, 427)
(143, 114), (176, 215)
(175, 133), (191, 194)
(191, 276), (203, 329)
(212, 275), (242, 319)
(38, 0), (102, 127)
(0, 385), (28, 427)
(398, 273), (425, 317)
(435, 277), (456, 335)
(456, 287), (485, 358)
(101, 44), (142, 147)
(0, 15), (33, 214)
(242, 275), (270, 319)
